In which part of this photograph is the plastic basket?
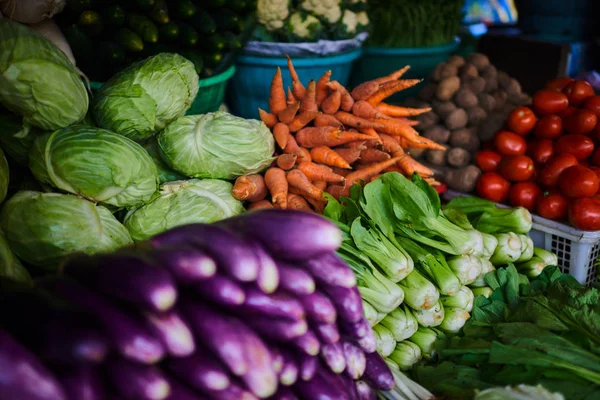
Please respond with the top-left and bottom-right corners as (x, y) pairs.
(227, 49), (363, 119)
(444, 190), (599, 285)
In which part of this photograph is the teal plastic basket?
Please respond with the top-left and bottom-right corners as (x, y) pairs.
(350, 38), (461, 102)
(227, 49), (363, 119)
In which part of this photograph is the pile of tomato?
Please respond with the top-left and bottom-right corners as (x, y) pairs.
(475, 77), (600, 231)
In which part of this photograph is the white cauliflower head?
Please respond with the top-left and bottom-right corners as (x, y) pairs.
(341, 9), (358, 34)
(257, 0), (290, 31)
(288, 12), (323, 39)
(301, 0), (342, 23)
(356, 11), (369, 27)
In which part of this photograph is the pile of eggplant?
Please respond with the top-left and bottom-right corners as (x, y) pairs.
(0, 210), (394, 400)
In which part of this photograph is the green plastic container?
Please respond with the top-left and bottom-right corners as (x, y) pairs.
(89, 65), (236, 115)
(350, 38), (460, 102)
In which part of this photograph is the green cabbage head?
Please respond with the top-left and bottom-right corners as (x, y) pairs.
(0, 232), (31, 284)
(143, 137), (185, 184)
(124, 179), (244, 242)
(158, 112), (275, 180)
(0, 19), (88, 132)
(29, 125), (159, 208)
(0, 191), (133, 269)
(93, 53), (199, 141)
(0, 110), (41, 166)
(0, 147), (7, 204)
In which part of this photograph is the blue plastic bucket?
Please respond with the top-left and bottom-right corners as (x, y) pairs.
(350, 38), (461, 102)
(227, 49), (363, 119)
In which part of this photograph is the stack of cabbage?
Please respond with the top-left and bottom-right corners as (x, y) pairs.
(324, 173), (557, 371)
(0, 18), (274, 272)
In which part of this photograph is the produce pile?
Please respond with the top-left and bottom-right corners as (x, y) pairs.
(406, 53), (529, 193)
(474, 77), (600, 231)
(55, 0), (256, 81)
(232, 58), (444, 211)
(413, 264), (600, 400)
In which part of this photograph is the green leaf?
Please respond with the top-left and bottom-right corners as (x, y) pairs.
(323, 193), (343, 222)
(361, 179), (396, 239)
(411, 172), (440, 215)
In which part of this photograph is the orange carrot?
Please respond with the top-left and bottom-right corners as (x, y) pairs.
(393, 117), (420, 127)
(287, 87), (296, 105)
(287, 193), (312, 211)
(379, 133), (404, 155)
(316, 70), (332, 105)
(352, 100), (388, 120)
(287, 169), (323, 201)
(334, 111), (385, 130)
(327, 81), (354, 112)
(359, 127), (383, 144)
(369, 174), (382, 183)
(288, 111), (320, 132)
(269, 67), (287, 115)
(259, 108), (278, 128)
(321, 90), (342, 115)
(232, 174), (268, 202)
(314, 114), (344, 129)
(325, 185), (345, 200)
(300, 80), (317, 113)
(375, 119), (421, 141)
(350, 81), (381, 101)
(376, 102), (432, 117)
(366, 79), (422, 106)
(248, 199), (275, 210)
(273, 123), (290, 150)
(332, 167), (351, 177)
(341, 141), (367, 150)
(296, 128), (374, 148)
(345, 155), (406, 187)
(310, 146), (351, 169)
(265, 167), (288, 209)
(398, 155), (434, 177)
(404, 136), (446, 151)
(383, 164), (403, 174)
(303, 194), (327, 213)
(278, 101), (300, 124)
(276, 153), (297, 170)
(373, 66), (410, 84)
(286, 55), (306, 100)
(297, 147), (312, 163)
(297, 162), (345, 183)
(283, 132), (302, 155)
(358, 148), (391, 164)
(333, 147), (362, 165)
(313, 180), (327, 191)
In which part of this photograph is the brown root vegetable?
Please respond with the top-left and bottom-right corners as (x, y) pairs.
(445, 108), (468, 130)
(481, 64), (498, 80)
(426, 149), (448, 166)
(505, 79), (522, 95)
(509, 92), (532, 106)
(466, 107), (488, 127)
(447, 55), (466, 68)
(407, 148), (426, 159)
(418, 83), (437, 101)
(464, 77), (486, 94)
(466, 53), (490, 70)
(493, 91), (508, 110)
(478, 93), (496, 112)
(439, 63), (458, 80)
(478, 113), (505, 142)
(484, 77), (499, 93)
(423, 125), (451, 144)
(444, 165), (482, 193)
(435, 76), (460, 101)
(459, 64), (478, 80)
(430, 63), (445, 82)
(447, 147), (471, 168)
(450, 127), (480, 152)
(454, 89), (478, 109)
(418, 112), (440, 130)
(497, 71), (511, 89)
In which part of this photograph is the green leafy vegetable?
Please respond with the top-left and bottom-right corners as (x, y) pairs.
(0, 232), (31, 283)
(389, 341), (422, 371)
(380, 304), (419, 341)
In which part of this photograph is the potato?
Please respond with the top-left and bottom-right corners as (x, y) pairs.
(444, 165), (482, 193)
(478, 93), (496, 112)
(481, 64), (497, 80)
(430, 62), (445, 82)
(455, 89), (478, 109)
(419, 83), (437, 101)
(497, 71), (511, 89)
(466, 107), (488, 127)
(440, 63), (458, 80)
(423, 125), (451, 144)
(447, 55), (466, 68)
(493, 91), (508, 110)
(484, 77), (499, 93)
(460, 63), (478, 80)
(450, 127), (481, 152)
(505, 78), (522, 95)
(418, 111), (440, 130)
(478, 113), (505, 142)
(408, 148), (426, 159)
(435, 76), (460, 101)
(447, 147), (471, 168)
(426, 149), (448, 166)
(432, 100), (456, 118)
(445, 108), (468, 130)
(508, 92), (532, 106)
(464, 76), (486, 94)
(466, 53), (490, 71)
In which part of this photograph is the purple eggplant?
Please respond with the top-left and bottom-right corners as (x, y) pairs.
(152, 246), (216, 284)
(362, 351), (395, 391)
(237, 323), (278, 398)
(151, 224), (259, 282)
(320, 285), (363, 324)
(343, 342), (366, 380)
(249, 240), (280, 294)
(357, 328), (377, 354)
(62, 253), (177, 312)
(298, 354), (317, 381)
(298, 292), (337, 324)
(355, 381), (376, 400)
(166, 353), (230, 392)
(300, 253), (356, 288)
(279, 350), (299, 387)
(292, 330), (320, 356)
(339, 317), (369, 339)
(144, 309), (195, 357)
(38, 320), (108, 365)
(313, 322), (340, 345)
(217, 210), (342, 261)
(108, 358), (170, 400)
(244, 317), (308, 342)
(338, 374), (360, 400)
(293, 366), (351, 400)
(164, 378), (208, 400)
(0, 328), (67, 400)
(320, 342), (346, 374)
(204, 381), (259, 400)
(194, 273), (246, 306)
(266, 387), (299, 400)
(277, 262), (315, 295)
(58, 367), (104, 400)
(269, 345), (284, 374)
(38, 277), (165, 364)
(239, 286), (304, 320)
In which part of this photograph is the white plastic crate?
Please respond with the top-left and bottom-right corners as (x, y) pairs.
(444, 190), (600, 285)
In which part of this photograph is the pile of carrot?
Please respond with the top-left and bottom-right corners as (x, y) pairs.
(232, 56), (444, 213)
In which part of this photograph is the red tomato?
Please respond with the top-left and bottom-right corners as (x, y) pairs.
(527, 139), (554, 165)
(590, 166), (600, 183)
(562, 80), (595, 106)
(558, 165), (600, 199)
(533, 114), (563, 139)
(508, 182), (542, 211)
(583, 95), (600, 117)
(591, 148), (600, 167)
(558, 106), (578, 119)
(538, 153), (579, 188)
(545, 77), (575, 91)
(532, 90), (569, 115)
(494, 131), (527, 156)
(563, 109), (598, 135)
(476, 172), (511, 203)
(569, 198), (600, 230)
(498, 155), (535, 182)
(507, 106), (537, 136)
(480, 142), (496, 152)
(555, 134), (595, 160)
(475, 151), (502, 172)
(536, 192), (569, 220)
